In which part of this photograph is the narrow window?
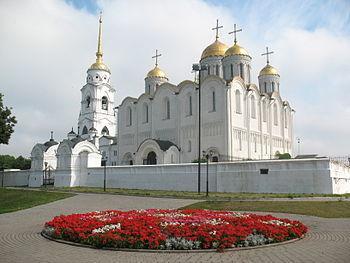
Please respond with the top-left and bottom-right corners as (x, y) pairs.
(230, 64), (233, 78)
(102, 96), (108, 110)
(86, 96), (91, 108)
(188, 140), (191, 152)
(240, 63), (244, 79)
(216, 65), (219, 76)
(272, 82), (275, 91)
(82, 126), (88, 135)
(273, 104), (278, 126)
(207, 66), (210, 75)
(164, 98), (170, 119)
(235, 90), (241, 114)
(143, 103), (149, 123)
(251, 96), (256, 119)
(126, 106), (132, 126)
(264, 82), (267, 93)
(189, 95), (192, 116)
(212, 91), (216, 112)
(101, 126), (109, 135)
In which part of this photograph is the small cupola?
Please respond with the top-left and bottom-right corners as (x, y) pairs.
(258, 47), (280, 94)
(145, 49), (168, 96)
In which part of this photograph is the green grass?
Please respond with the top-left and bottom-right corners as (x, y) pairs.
(53, 186), (350, 201)
(182, 201), (350, 218)
(0, 188), (74, 214)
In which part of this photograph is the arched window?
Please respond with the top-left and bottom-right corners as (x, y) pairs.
(82, 126), (88, 135)
(240, 63), (244, 79)
(247, 65), (251, 83)
(187, 94), (193, 116)
(102, 96), (108, 110)
(235, 90), (241, 114)
(284, 109), (288, 128)
(188, 140), (191, 152)
(230, 64), (234, 78)
(143, 103), (149, 123)
(273, 104), (278, 126)
(86, 96), (91, 108)
(126, 106), (132, 126)
(216, 65), (219, 76)
(272, 82), (275, 91)
(264, 82), (267, 93)
(262, 100), (267, 122)
(211, 90), (216, 112)
(164, 97), (170, 119)
(251, 95), (256, 119)
(207, 66), (210, 75)
(101, 126), (109, 135)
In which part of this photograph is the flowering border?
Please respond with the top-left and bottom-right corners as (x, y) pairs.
(43, 209), (307, 252)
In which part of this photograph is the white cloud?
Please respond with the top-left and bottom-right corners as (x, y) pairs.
(0, 0), (349, 157)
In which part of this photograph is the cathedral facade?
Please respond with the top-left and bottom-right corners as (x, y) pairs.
(30, 16), (294, 185)
(117, 25), (294, 165)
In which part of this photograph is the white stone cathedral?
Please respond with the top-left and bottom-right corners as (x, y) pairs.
(29, 16), (294, 186)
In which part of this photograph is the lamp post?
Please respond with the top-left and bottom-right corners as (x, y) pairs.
(203, 150), (213, 197)
(102, 156), (108, 192)
(192, 63), (208, 194)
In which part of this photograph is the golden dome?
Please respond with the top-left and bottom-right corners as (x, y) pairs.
(201, 40), (228, 60)
(259, 64), (279, 76)
(89, 61), (110, 73)
(224, 43), (250, 57)
(146, 66), (167, 79)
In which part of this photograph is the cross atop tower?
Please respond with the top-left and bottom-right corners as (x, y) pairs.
(152, 49), (162, 67)
(228, 24), (242, 45)
(212, 19), (223, 41)
(261, 46), (274, 64)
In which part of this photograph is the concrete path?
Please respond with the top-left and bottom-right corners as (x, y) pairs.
(0, 193), (349, 263)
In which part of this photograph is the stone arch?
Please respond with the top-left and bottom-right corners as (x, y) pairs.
(122, 152), (134, 165)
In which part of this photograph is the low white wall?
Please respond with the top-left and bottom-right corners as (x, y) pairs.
(82, 158), (349, 194)
(1, 170), (30, 187)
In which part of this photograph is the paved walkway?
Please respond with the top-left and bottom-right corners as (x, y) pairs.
(0, 193), (349, 263)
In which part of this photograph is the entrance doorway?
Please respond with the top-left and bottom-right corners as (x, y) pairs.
(146, 151), (157, 165)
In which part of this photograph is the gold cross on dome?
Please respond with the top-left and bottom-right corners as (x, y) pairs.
(152, 49), (162, 67)
(228, 24), (242, 44)
(261, 46), (274, 64)
(212, 19), (223, 40)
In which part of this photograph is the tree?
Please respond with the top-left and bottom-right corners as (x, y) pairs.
(0, 155), (31, 170)
(0, 93), (17, 144)
(276, 153), (292, 159)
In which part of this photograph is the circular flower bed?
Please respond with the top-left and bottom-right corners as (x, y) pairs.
(43, 209), (307, 251)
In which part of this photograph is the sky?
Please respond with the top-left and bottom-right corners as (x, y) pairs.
(0, 0), (350, 157)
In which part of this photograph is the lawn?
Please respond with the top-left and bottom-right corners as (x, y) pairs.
(0, 188), (74, 214)
(182, 200), (350, 218)
(54, 186), (350, 200)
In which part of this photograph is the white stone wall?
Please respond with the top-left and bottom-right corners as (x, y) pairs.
(81, 158), (349, 194)
(1, 170), (30, 187)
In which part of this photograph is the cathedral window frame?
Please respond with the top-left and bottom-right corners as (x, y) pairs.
(143, 103), (149, 123)
(239, 63), (244, 80)
(230, 64), (234, 79)
(273, 103), (278, 126)
(235, 89), (242, 114)
(163, 97), (170, 120)
(215, 65), (219, 76)
(102, 96), (108, 110)
(126, 106), (132, 126)
(101, 126), (109, 136)
(251, 95), (256, 119)
(186, 93), (193, 117)
(82, 126), (88, 135)
(86, 95), (91, 108)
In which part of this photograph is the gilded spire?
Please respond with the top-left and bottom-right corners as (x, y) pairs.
(89, 12), (110, 73)
(96, 12), (103, 64)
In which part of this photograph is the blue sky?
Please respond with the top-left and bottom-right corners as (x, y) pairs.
(1, 0), (350, 157)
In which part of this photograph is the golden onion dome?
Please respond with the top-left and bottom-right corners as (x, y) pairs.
(146, 66), (168, 79)
(224, 43), (250, 57)
(259, 64), (279, 76)
(201, 40), (229, 60)
(89, 61), (110, 73)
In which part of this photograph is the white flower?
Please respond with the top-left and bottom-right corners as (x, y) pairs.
(92, 223), (121, 234)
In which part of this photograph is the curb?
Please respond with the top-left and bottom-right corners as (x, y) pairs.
(41, 231), (304, 253)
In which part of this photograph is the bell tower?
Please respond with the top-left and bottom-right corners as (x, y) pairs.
(78, 12), (116, 140)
